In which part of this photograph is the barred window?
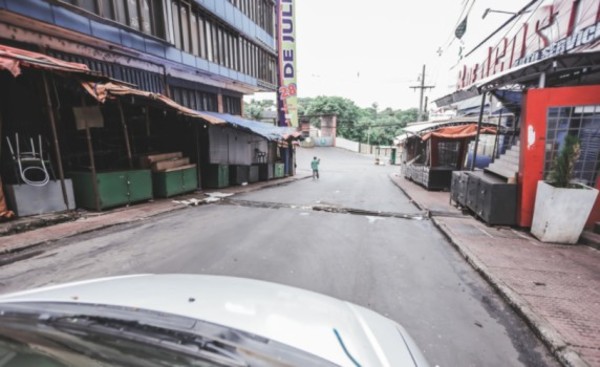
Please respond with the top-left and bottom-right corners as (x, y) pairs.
(545, 106), (600, 186)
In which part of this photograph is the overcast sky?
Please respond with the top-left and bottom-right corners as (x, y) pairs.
(249, 0), (527, 111)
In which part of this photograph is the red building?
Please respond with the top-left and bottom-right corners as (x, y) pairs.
(436, 0), (600, 229)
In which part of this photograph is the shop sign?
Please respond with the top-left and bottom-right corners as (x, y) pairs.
(457, 0), (600, 89)
(277, 0), (298, 127)
(514, 21), (600, 66)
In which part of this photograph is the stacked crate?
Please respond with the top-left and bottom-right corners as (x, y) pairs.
(141, 152), (198, 198)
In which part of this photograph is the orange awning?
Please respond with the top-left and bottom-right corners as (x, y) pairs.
(421, 124), (497, 141)
(0, 44), (90, 77)
(81, 81), (226, 125)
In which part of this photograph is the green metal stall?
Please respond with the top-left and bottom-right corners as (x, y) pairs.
(152, 165), (198, 198)
(68, 169), (152, 210)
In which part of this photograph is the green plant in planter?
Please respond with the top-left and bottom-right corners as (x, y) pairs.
(547, 134), (581, 188)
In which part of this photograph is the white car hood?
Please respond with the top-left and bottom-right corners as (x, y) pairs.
(0, 274), (427, 367)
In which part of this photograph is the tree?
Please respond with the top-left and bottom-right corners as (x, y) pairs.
(299, 96), (364, 141)
(297, 96), (421, 146)
(243, 99), (275, 120)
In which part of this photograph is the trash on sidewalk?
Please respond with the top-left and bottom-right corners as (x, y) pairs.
(206, 192), (234, 199)
(172, 192), (235, 206)
(172, 198), (203, 206)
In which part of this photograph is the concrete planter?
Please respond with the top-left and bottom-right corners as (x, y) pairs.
(531, 180), (598, 244)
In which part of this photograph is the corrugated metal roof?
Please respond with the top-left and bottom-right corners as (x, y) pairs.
(202, 112), (300, 142)
(395, 117), (491, 145)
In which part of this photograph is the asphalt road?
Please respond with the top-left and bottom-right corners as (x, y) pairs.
(0, 147), (559, 367)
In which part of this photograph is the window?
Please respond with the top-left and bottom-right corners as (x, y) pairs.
(114, 1), (127, 24)
(126, 0), (140, 30)
(62, 0), (277, 86)
(172, 87), (218, 112)
(438, 142), (462, 168)
(211, 23), (220, 64)
(545, 106), (600, 186)
(232, 34), (238, 71)
(79, 0), (96, 12)
(222, 31), (229, 68)
(227, 0), (274, 35)
(60, 0), (165, 38)
(190, 13), (199, 56)
(99, 0), (114, 19)
(171, 1), (182, 49)
(197, 16), (207, 59)
(223, 95), (242, 115)
(217, 29), (224, 67)
(180, 4), (191, 53)
(205, 20), (213, 62)
(139, 0), (152, 34)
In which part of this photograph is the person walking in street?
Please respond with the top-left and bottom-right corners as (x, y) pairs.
(311, 156), (320, 180)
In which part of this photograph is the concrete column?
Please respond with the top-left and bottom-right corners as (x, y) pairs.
(217, 92), (224, 113)
(319, 114), (337, 146)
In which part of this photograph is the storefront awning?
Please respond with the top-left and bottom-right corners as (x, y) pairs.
(421, 124), (497, 141)
(435, 50), (600, 108)
(0, 43), (298, 142)
(81, 81), (226, 125)
(201, 112), (301, 142)
(0, 44), (91, 77)
(395, 117), (482, 144)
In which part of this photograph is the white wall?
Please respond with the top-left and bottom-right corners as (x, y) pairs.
(336, 137), (360, 152)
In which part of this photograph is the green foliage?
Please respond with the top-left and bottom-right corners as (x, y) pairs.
(244, 95), (420, 146)
(243, 99), (275, 120)
(298, 96), (418, 145)
(547, 135), (581, 188)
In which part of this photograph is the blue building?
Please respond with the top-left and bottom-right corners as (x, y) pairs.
(0, 0), (278, 113)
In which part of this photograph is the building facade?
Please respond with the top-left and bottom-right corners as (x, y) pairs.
(434, 0), (600, 230)
(0, 0), (299, 216)
(0, 0), (278, 113)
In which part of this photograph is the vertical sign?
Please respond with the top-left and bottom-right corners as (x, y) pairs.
(277, 0), (298, 127)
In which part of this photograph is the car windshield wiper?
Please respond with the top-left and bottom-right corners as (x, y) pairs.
(42, 314), (250, 367)
(1, 302), (339, 367)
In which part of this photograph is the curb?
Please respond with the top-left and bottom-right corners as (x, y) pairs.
(389, 174), (588, 367)
(0, 204), (188, 258)
(432, 218), (588, 367)
(388, 174), (426, 212)
(0, 175), (310, 259)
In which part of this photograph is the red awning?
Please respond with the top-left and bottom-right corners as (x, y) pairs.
(421, 124), (497, 141)
(0, 44), (90, 77)
(81, 81), (226, 125)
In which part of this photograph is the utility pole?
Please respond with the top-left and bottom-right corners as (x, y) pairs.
(410, 64), (435, 121)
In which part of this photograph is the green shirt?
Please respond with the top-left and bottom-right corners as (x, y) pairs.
(311, 159), (320, 170)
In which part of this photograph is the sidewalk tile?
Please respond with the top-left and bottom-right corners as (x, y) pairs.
(390, 172), (600, 367)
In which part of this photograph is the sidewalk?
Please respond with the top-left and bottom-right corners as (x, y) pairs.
(390, 173), (599, 367)
(0, 174), (310, 256)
